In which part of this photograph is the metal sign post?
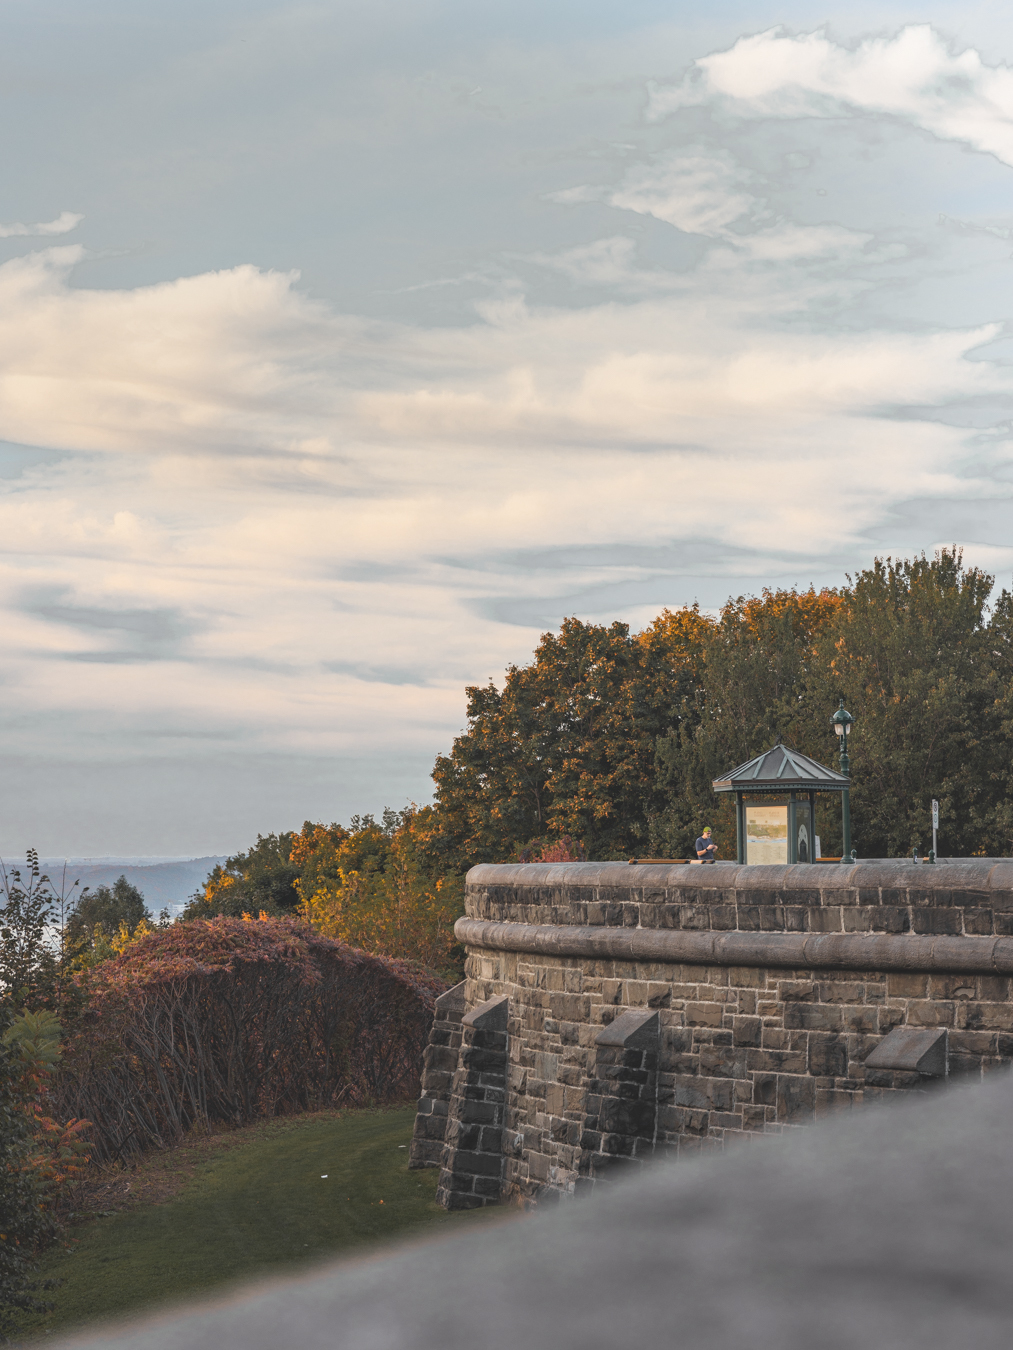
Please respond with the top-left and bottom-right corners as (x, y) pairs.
(931, 799), (939, 862)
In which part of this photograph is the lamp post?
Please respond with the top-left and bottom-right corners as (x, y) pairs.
(832, 699), (855, 860)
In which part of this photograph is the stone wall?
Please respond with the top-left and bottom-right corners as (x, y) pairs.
(411, 860), (1013, 1207)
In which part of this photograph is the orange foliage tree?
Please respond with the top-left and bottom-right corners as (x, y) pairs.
(293, 812), (463, 977)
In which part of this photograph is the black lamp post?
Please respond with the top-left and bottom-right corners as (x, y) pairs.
(832, 699), (855, 859)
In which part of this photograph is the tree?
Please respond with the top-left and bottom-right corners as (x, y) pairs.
(650, 587), (843, 857)
(427, 611), (712, 866)
(0, 852), (58, 1011)
(65, 877), (151, 955)
(296, 811), (464, 978)
(809, 551), (1000, 857)
(183, 833), (301, 919)
(423, 549), (1008, 865)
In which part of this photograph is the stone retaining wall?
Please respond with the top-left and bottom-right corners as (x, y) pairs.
(411, 860), (1013, 1207)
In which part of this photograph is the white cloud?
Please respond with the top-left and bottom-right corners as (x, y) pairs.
(0, 211), (82, 239)
(649, 26), (1013, 167)
(553, 151), (876, 265)
(609, 153), (754, 235)
(2, 19), (1013, 850)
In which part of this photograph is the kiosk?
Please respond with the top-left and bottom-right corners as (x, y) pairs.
(712, 743), (851, 865)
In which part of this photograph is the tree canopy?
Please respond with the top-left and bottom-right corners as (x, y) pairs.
(423, 550), (1013, 864)
(182, 833), (302, 920)
(65, 877), (151, 952)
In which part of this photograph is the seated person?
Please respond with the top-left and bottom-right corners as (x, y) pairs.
(695, 827), (717, 863)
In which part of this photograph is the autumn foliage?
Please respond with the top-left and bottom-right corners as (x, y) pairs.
(52, 916), (443, 1163)
(420, 550), (1013, 862)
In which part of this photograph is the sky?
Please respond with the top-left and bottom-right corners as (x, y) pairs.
(3, 0), (1013, 856)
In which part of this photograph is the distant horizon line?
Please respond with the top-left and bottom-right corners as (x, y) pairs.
(30, 855), (230, 867)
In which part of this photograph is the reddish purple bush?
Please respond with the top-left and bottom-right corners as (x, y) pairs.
(54, 917), (444, 1161)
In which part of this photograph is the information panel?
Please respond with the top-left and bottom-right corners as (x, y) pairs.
(745, 804), (788, 865)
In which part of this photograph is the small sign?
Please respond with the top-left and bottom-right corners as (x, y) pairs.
(814, 835), (822, 860)
(932, 799), (939, 829)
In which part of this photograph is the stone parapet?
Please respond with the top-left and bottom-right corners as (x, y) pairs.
(466, 859), (1013, 936)
(417, 861), (1013, 1209)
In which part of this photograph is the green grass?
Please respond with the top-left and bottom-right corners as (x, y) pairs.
(14, 1107), (502, 1341)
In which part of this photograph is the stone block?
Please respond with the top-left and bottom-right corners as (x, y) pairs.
(964, 1003), (1013, 1031)
(747, 1047), (807, 1075)
(784, 1003), (844, 1031)
(887, 972), (928, 999)
(778, 981), (814, 1002)
(462, 995), (509, 1031)
(815, 1088), (855, 1116)
(449, 1149), (505, 1178)
(911, 908), (962, 936)
(806, 907), (843, 932)
(595, 1008), (659, 1049)
(699, 1046), (748, 1079)
(599, 1096), (655, 1136)
(815, 981), (865, 1004)
(732, 1016), (762, 1047)
(674, 1074), (735, 1112)
(843, 907), (874, 932)
(963, 909), (994, 935)
(977, 976), (1011, 1001)
(776, 1073), (815, 1124)
(753, 1073), (776, 1105)
(445, 1120), (481, 1150)
(871, 907), (911, 934)
(808, 1033), (848, 1078)
(864, 1026), (947, 1077)
(906, 1001), (955, 1028)
(686, 1002), (724, 1027)
(435, 980), (468, 1018)
(928, 975), (976, 1001)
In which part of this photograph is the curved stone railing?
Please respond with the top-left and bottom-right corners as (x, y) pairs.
(455, 917), (1013, 974)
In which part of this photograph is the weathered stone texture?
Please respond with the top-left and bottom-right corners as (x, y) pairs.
(417, 861), (1013, 1208)
(435, 995), (509, 1210)
(409, 980), (467, 1170)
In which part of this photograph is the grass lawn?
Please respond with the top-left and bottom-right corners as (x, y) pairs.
(13, 1106), (506, 1342)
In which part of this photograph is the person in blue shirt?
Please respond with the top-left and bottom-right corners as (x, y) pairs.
(695, 828), (717, 862)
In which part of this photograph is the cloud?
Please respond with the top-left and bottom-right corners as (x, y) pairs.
(0, 211), (82, 239)
(551, 152), (876, 265)
(649, 26), (1013, 167)
(0, 21), (1012, 830)
(609, 154), (754, 234)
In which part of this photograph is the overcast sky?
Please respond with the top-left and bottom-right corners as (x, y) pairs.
(3, 0), (1013, 857)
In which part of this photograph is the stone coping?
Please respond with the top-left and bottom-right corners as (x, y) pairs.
(455, 917), (1013, 975)
(467, 859), (1013, 899)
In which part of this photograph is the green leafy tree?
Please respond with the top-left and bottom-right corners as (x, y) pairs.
(650, 587), (843, 856)
(0, 852), (58, 1011)
(808, 551), (1001, 857)
(65, 877), (151, 955)
(183, 833), (301, 919)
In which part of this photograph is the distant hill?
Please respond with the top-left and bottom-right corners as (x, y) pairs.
(35, 856), (229, 917)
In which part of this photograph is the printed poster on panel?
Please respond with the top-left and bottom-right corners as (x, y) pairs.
(746, 804), (788, 865)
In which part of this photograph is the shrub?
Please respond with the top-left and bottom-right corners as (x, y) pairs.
(0, 1035), (54, 1340)
(53, 917), (444, 1163)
